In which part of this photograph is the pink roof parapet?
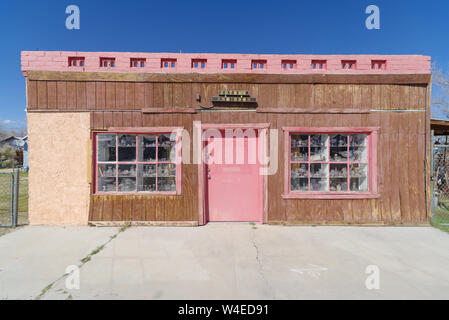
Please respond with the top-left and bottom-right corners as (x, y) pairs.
(21, 51), (431, 75)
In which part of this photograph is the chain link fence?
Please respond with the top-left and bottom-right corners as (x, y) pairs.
(432, 135), (449, 232)
(0, 172), (15, 227)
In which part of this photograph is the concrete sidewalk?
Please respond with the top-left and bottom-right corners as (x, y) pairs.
(1, 224), (449, 300)
(0, 226), (119, 299)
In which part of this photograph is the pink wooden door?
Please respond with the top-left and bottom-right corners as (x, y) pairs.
(205, 131), (262, 222)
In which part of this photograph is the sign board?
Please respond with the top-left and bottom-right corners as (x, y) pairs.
(212, 90), (257, 104)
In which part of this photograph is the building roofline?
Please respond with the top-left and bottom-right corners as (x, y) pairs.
(21, 51), (431, 76)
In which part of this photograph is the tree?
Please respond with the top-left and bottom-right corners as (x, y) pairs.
(0, 123), (10, 141)
(0, 146), (16, 168)
(432, 64), (449, 119)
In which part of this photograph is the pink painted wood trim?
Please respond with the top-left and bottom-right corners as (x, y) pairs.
(282, 193), (380, 199)
(142, 108), (197, 114)
(283, 127), (380, 199)
(107, 127), (184, 133)
(283, 127), (380, 133)
(195, 121), (206, 226)
(283, 130), (290, 196)
(262, 128), (269, 224)
(370, 130), (379, 195)
(201, 123), (271, 129)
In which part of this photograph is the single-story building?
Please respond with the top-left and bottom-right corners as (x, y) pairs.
(21, 51), (431, 226)
(431, 118), (449, 136)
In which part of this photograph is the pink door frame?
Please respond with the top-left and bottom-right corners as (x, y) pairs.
(196, 123), (270, 225)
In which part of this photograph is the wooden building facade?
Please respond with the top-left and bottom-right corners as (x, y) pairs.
(21, 52), (432, 226)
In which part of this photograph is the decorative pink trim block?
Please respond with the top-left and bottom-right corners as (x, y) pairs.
(20, 51), (431, 75)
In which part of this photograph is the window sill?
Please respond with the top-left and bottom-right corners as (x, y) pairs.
(282, 192), (380, 200)
(94, 192), (181, 196)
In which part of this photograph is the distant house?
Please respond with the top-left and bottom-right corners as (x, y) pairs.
(0, 136), (23, 149)
(0, 136), (28, 170)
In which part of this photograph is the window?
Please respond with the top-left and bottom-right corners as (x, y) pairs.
(371, 60), (386, 70)
(68, 57), (85, 67)
(281, 60), (296, 70)
(130, 58), (146, 68)
(341, 60), (356, 70)
(192, 59), (207, 69)
(252, 60), (266, 69)
(161, 58), (176, 68)
(283, 128), (379, 199)
(312, 60), (326, 70)
(100, 57), (115, 68)
(222, 59), (236, 69)
(95, 131), (182, 194)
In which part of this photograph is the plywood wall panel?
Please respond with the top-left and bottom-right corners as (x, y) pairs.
(105, 82), (116, 109)
(27, 80), (38, 110)
(76, 82), (87, 109)
(46, 81), (57, 109)
(125, 83), (136, 109)
(115, 82), (126, 109)
(135, 83), (145, 109)
(95, 82), (106, 109)
(86, 82), (96, 109)
(28, 81), (428, 111)
(144, 83), (154, 108)
(37, 81), (48, 109)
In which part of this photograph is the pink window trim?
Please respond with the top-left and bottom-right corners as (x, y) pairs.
(93, 127), (183, 196)
(282, 127), (379, 200)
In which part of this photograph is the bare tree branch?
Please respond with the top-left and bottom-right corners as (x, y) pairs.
(432, 63), (449, 119)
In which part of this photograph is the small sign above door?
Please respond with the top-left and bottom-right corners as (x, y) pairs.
(211, 90), (257, 105)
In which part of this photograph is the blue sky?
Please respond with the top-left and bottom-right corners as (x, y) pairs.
(1, 0), (448, 128)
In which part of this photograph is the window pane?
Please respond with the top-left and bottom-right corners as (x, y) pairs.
(291, 134), (308, 161)
(118, 134), (136, 162)
(97, 134), (116, 162)
(97, 164), (116, 192)
(118, 164), (136, 177)
(138, 135), (157, 162)
(157, 134), (176, 162)
(349, 134), (367, 162)
(310, 134), (328, 162)
(291, 163), (308, 191)
(138, 164), (156, 192)
(117, 164), (136, 192)
(330, 134), (348, 162)
(350, 164), (368, 192)
(157, 163), (176, 191)
(330, 164), (348, 192)
(310, 163), (328, 191)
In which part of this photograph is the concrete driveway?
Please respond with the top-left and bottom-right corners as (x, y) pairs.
(0, 224), (449, 300)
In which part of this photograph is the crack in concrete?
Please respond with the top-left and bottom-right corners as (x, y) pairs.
(34, 224), (131, 300)
(251, 227), (275, 299)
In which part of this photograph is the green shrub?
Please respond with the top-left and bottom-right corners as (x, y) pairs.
(0, 146), (16, 168)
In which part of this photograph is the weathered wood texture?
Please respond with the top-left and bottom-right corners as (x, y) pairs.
(88, 111), (428, 224)
(27, 77), (429, 224)
(27, 80), (428, 112)
(26, 71), (431, 85)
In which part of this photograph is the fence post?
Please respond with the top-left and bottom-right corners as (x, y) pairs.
(12, 168), (19, 227)
(431, 130), (435, 220)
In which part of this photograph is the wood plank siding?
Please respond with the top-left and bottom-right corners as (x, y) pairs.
(25, 72), (431, 225)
